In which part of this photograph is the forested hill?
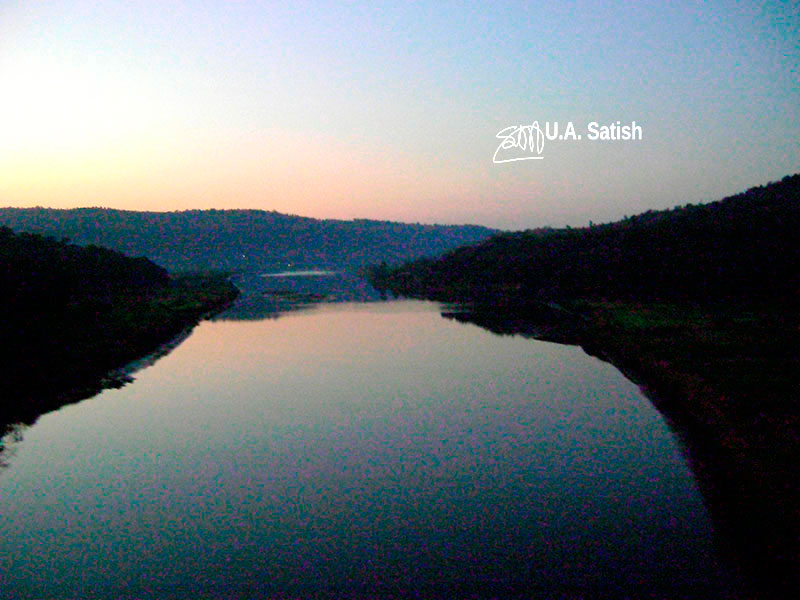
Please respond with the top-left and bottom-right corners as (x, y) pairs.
(1, 226), (168, 311)
(0, 208), (495, 273)
(371, 174), (800, 305)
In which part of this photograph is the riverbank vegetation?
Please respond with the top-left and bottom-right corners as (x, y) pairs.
(0, 227), (238, 431)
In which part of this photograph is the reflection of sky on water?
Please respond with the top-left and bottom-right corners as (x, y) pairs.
(0, 301), (734, 599)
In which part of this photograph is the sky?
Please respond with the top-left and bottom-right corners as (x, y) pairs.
(0, 1), (797, 230)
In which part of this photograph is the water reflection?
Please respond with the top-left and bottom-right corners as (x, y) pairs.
(0, 327), (194, 469)
(217, 270), (381, 321)
(0, 271), (367, 444)
(0, 301), (736, 599)
(444, 303), (786, 597)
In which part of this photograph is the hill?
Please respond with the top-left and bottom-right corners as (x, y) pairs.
(0, 208), (495, 273)
(369, 174), (799, 305)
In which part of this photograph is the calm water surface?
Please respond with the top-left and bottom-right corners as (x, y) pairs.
(0, 301), (734, 598)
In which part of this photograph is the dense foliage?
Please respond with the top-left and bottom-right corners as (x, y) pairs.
(1, 226), (168, 312)
(371, 174), (800, 305)
(0, 208), (495, 273)
(0, 227), (237, 429)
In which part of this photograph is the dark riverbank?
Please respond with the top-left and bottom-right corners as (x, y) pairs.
(444, 298), (798, 596)
(0, 272), (239, 434)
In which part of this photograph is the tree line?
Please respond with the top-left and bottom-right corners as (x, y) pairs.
(368, 174), (800, 306)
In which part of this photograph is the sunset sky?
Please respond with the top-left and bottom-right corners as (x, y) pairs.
(1, 1), (797, 229)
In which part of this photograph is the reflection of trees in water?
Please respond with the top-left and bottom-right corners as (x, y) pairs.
(446, 305), (796, 598)
(212, 293), (317, 321)
(0, 274), (379, 468)
(216, 271), (382, 321)
(440, 302), (580, 343)
(0, 424), (24, 470)
(0, 328), (193, 472)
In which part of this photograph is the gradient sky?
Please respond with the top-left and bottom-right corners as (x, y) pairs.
(0, 1), (797, 229)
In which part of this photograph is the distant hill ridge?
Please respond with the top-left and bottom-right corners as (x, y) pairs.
(0, 207), (495, 273)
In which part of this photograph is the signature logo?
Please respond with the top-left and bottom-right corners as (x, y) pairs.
(493, 122), (544, 163)
(493, 121), (642, 163)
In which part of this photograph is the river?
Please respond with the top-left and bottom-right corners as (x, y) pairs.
(0, 287), (738, 598)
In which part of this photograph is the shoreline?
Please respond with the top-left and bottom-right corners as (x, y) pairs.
(0, 273), (239, 435)
(444, 298), (798, 597)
